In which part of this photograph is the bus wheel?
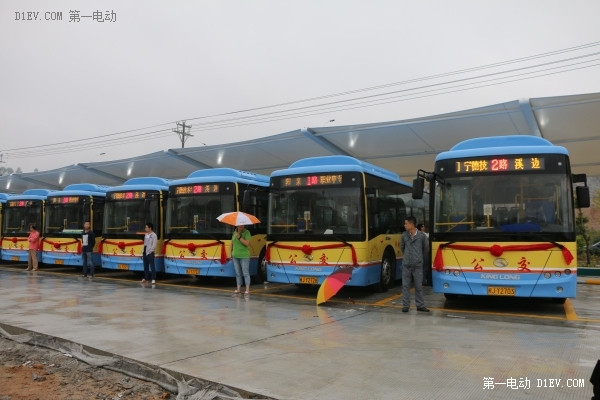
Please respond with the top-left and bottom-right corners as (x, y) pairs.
(252, 248), (267, 284)
(374, 251), (394, 292)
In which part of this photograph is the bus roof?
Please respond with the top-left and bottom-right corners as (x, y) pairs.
(436, 135), (569, 161)
(271, 155), (411, 186)
(6, 189), (54, 201)
(63, 183), (110, 193)
(7, 194), (50, 201)
(46, 183), (110, 198)
(172, 168), (269, 186)
(107, 177), (170, 192)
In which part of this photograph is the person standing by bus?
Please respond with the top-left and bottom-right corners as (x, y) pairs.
(401, 216), (429, 312)
(81, 221), (95, 278)
(232, 225), (251, 294)
(142, 222), (157, 284)
(26, 225), (40, 271)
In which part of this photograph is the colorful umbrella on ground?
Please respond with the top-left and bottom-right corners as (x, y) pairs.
(316, 267), (354, 305)
(217, 211), (260, 226)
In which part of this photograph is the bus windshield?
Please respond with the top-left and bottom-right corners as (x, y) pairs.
(166, 193), (235, 237)
(104, 197), (160, 237)
(269, 186), (363, 239)
(3, 202), (43, 235)
(45, 203), (87, 234)
(434, 173), (573, 238)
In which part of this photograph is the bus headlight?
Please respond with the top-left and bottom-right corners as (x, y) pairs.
(564, 269), (571, 275)
(443, 283), (449, 289)
(554, 271), (561, 277)
(445, 269), (451, 275)
(544, 272), (551, 279)
(556, 286), (563, 293)
(453, 270), (460, 277)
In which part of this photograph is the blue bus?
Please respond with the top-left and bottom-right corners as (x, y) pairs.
(0, 193), (9, 260)
(41, 184), (108, 267)
(164, 168), (269, 280)
(266, 155), (416, 291)
(412, 135), (590, 301)
(101, 177), (169, 273)
(1, 189), (53, 263)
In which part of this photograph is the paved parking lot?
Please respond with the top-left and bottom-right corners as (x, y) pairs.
(1, 264), (599, 399)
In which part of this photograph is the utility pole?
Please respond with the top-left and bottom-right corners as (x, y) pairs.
(173, 121), (193, 148)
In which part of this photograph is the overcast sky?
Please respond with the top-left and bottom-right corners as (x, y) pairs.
(2, 0), (599, 173)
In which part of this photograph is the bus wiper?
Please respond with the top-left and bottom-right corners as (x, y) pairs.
(203, 233), (224, 243)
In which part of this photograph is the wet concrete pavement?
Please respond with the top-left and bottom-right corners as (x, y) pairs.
(1, 266), (599, 399)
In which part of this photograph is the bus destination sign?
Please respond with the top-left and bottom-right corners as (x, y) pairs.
(174, 184), (219, 195)
(110, 191), (147, 201)
(7, 200), (35, 207)
(282, 174), (343, 188)
(455, 157), (544, 174)
(49, 196), (80, 204)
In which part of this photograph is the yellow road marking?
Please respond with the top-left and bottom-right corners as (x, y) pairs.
(564, 298), (578, 320)
(374, 294), (403, 306)
(585, 279), (600, 285)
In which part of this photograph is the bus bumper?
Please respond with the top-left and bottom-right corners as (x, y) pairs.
(41, 252), (101, 267)
(101, 255), (165, 273)
(433, 270), (576, 298)
(1, 249), (31, 263)
(165, 258), (259, 277)
(266, 263), (379, 286)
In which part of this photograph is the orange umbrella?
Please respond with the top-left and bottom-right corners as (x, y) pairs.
(316, 267), (354, 305)
(217, 211), (260, 226)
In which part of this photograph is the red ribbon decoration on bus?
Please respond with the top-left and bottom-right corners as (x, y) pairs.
(42, 238), (82, 254)
(266, 242), (357, 266)
(1, 236), (32, 250)
(1, 237), (28, 245)
(162, 241), (227, 264)
(433, 242), (574, 272)
(99, 240), (145, 254)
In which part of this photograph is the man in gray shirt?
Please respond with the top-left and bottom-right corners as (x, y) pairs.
(400, 216), (429, 312)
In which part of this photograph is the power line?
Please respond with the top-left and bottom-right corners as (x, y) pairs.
(3, 41), (600, 160)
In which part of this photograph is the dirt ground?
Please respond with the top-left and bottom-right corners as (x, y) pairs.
(0, 336), (172, 400)
(0, 334), (268, 400)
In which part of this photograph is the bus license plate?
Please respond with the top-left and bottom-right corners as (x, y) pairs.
(55, 259), (64, 265)
(117, 264), (129, 270)
(299, 276), (318, 284)
(488, 286), (515, 296)
(12, 256), (19, 261)
(186, 268), (199, 275)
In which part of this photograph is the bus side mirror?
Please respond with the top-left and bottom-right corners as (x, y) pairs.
(576, 186), (590, 208)
(412, 178), (424, 200)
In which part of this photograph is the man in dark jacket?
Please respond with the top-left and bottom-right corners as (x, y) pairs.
(400, 216), (429, 312)
(81, 221), (96, 278)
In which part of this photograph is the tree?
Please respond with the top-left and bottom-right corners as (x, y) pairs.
(0, 167), (14, 176)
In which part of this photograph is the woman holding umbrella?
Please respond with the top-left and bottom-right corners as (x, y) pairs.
(232, 224), (252, 294)
(218, 211), (260, 295)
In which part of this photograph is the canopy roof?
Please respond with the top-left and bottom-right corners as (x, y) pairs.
(2, 92), (599, 193)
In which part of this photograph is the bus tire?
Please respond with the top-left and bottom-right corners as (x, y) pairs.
(252, 247), (267, 284)
(374, 250), (395, 292)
